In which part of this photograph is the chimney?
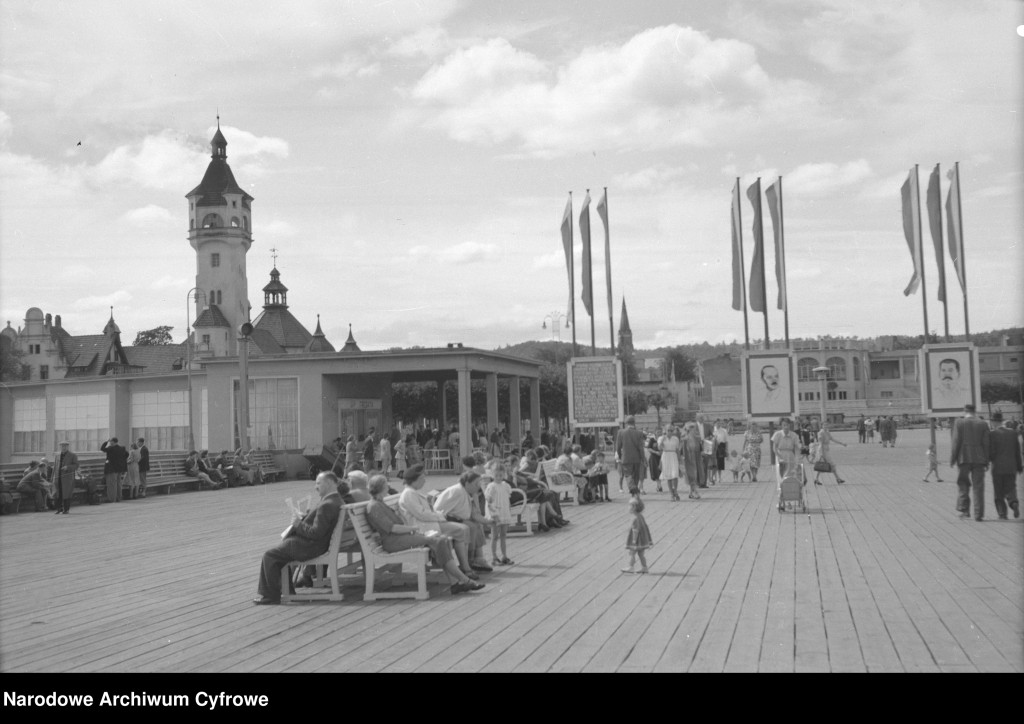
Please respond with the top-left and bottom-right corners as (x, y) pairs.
(55, 315), (62, 328)
(45, 313), (52, 329)
(1003, 335), (1010, 347)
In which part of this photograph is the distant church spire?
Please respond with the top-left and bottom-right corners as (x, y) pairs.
(617, 298), (633, 356)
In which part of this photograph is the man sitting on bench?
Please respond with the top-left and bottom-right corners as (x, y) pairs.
(17, 460), (52, 512)
(254, 471), (343, 605)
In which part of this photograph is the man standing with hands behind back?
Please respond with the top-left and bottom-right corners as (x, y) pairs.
(52, 440), (79, 514)
(950, 404), (990, 521)
(988, 412), (1022, 519)
(100, 437), (128, 503)
(616, 416), (646, 492)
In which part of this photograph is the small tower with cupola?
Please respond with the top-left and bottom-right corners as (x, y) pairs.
(186, 118), (253, 356)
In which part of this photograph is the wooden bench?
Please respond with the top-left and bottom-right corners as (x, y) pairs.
(249, 450), (284, 482)
(0, 463), (27, 513)
(540, 458), (578, 504)
(143, 452), (203, 494)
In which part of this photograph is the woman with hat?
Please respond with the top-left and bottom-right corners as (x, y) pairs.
(397, 464), (477, 579)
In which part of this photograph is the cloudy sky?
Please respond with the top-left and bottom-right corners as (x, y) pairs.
(1, 0), (1021, 352)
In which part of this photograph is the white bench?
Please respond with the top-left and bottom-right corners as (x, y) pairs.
(540, 459), (577, 504)
(280, 508), (362, 603)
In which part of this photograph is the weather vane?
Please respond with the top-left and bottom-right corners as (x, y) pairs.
(270, 247), (278, 266)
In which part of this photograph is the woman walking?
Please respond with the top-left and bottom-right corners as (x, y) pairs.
(813, 422), (847, 485)
(681, 422), (706, 499)
(658, 426), (682, 501)
(742, 422), (764, 482)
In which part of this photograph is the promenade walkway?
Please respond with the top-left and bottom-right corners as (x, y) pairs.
(1, 428), (1020, 672)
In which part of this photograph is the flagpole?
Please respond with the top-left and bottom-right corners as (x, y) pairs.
(569, 191), (577, 357)
(754, 177), (770, 349)
(914, 165), (931, 342)
(735, 178), (750, 351)
(912, 165), (936, 452)
(585, 189), (596, 356)
(602, 187), (615, 355)
(777, 176), (790, 347)
(934, 165), (950, 341)
(954, 162), (970, 338)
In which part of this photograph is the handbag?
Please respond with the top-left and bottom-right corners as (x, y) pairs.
(813, 460), (832, 473)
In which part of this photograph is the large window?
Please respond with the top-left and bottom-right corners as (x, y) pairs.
(131, 390), (188, 450)
(54, 394), (109, 452)
(826, 356), (847, 381)
(14, 398), (47, 453)
(852, 357), (862, 381)
(798, 357), (819, 382)
(235, 378), (299, 450)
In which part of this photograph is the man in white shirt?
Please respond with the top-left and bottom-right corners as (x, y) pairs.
(433, 472), (492, 572)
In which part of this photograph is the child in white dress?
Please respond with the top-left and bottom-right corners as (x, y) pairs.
(484, 474), (514, 566)
(727, 449), (741, 482)
(738, 452), (753, 482)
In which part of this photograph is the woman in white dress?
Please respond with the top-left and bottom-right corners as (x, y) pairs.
(658, 426), (682, 502)
(125, 443), (141, 500)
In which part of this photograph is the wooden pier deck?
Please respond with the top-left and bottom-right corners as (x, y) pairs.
(1, 428), (1021, 673)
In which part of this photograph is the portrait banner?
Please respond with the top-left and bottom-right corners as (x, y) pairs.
(919, 343), (980, 416)
(567, 356), (624, 427)
(741, 350), (797, 420)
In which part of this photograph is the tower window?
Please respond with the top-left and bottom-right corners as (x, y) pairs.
(232, 200), (237, 208)
(230, 217), (240, 228)
(202, 213), (222, 228)
(242, 217), (249, 231)
(211, 253), (220, 267)
(40, 365), (49, 380)
(190, 219), (194, 230)
(202, 334), (211, 346)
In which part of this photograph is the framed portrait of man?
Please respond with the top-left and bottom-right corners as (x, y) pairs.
(741, 351), (797, 419)
(919, 343), (980, 416)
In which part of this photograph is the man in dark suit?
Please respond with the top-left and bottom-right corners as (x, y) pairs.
(615, 416), (646, 491)
(950, 404), (991, 520)
(254, 471), (343, 605)
(137, 438), (150, 498)
(988, 412), (1022, 519)
(100, 437), (128, 503)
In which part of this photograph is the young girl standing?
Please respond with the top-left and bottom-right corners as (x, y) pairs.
(622, 494), (653, 574)
(484, 470), (514, 566)
(923, 443), (943, 482)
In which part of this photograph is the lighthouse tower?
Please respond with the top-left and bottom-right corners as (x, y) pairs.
(186, 119), (253, 356)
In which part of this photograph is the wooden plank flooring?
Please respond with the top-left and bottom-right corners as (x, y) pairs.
(1, 428), (1021, 672)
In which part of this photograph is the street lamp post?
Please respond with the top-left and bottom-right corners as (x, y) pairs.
(186, 287), (207, 453)
(542, 311), (570, 341)
(813, 365), (829, 426)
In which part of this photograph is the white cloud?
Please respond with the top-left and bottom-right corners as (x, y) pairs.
(312, 56), (381, 79)
(388, 27), (454, 59)
(259, 219), (298, 237)
(122, 204), (174, 226)
(74, 290), (132, 312)
(410, 241), (500, 264)
(784, 160), (873, 198)
(614, 164), (696, 191)
(411, 25), (822, 156)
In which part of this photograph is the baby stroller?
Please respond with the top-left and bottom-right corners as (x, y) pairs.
(776, 462), (807, 513)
